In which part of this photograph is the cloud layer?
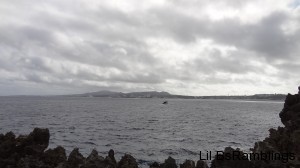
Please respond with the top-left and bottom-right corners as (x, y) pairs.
(0, 0), (300, 95)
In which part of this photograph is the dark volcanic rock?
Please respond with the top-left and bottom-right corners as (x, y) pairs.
(42, 146), (67, 167)
(30, 128), (50, 147)
(150, 162), (160, 168)
(280, 93), (300, 128)
(117, 154), (138, 168)
(0, 128), (50, 168)
(180, 160), (195, 168)
(16, 155), (46, 168)
(108, 149), (117, 166)
(0, 132), (16, 158)
(0, 132), (17, 167)
(83, 149), (106, 168)
(16, 128), (50, 156)
(210, 147), (253, 168)
(86, 149), (104, 162)
(67, 148), (85, 168)
(161, 157), (177, 168)
(97, 149), (117, 168)
(251, 90), (300, 168)
(195, 160), (208, 168)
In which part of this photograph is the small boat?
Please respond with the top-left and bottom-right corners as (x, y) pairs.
(162, 101), (168, 104)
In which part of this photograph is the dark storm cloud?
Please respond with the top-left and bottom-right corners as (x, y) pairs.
(150, 8), (299, 60)
(272, 62), (300, 80)
(210, 12), (299, 60)
(188, 49), (260, 75)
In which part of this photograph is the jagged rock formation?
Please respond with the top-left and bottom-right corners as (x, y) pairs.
(1, 89), (299, 168)
(0, 128), (50, 168)
(161, 157), (177, 168)
(208, 89), (300, 168)
(180, 160), (195, 168)
(249, 91), (300, 168)
(196, 160), (209, 168)
(117, 154), (138, 168)
(0, 127), (208, 168)
(42, 146), (67, 167)
(0, 128), (135, 168)
(210, 147), (253, 168)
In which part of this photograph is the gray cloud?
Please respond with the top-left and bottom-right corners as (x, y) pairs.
(0, 0), (299, 95)
(189, 49), (261, 75)
(149, 8), (300, 60)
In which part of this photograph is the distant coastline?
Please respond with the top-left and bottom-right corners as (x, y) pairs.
(64, 90), (286, 101)
(0, 90), (286, 101)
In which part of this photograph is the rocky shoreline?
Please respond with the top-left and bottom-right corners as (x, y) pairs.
(1, 90), (300, 168)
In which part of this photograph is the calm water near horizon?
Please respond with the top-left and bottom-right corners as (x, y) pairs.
(0, 96), (283, 166)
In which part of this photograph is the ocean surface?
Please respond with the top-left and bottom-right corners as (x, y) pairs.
(0, 96), (283, 166)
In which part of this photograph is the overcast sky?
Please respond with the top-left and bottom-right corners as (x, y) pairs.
(0, 0), (300, 96)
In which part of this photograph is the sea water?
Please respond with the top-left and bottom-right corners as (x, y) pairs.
(0, 96), (283, 166)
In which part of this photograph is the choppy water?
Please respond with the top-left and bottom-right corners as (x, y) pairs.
(0, 96), (283, 166)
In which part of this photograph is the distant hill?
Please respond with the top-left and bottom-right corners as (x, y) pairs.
(68, 91), (174, 98)
(78, 90), (125, 98)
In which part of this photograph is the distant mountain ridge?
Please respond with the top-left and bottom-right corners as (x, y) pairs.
(69, 91), (172, 98)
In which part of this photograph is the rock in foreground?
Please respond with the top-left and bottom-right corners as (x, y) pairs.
(0, 128), (136, 168)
